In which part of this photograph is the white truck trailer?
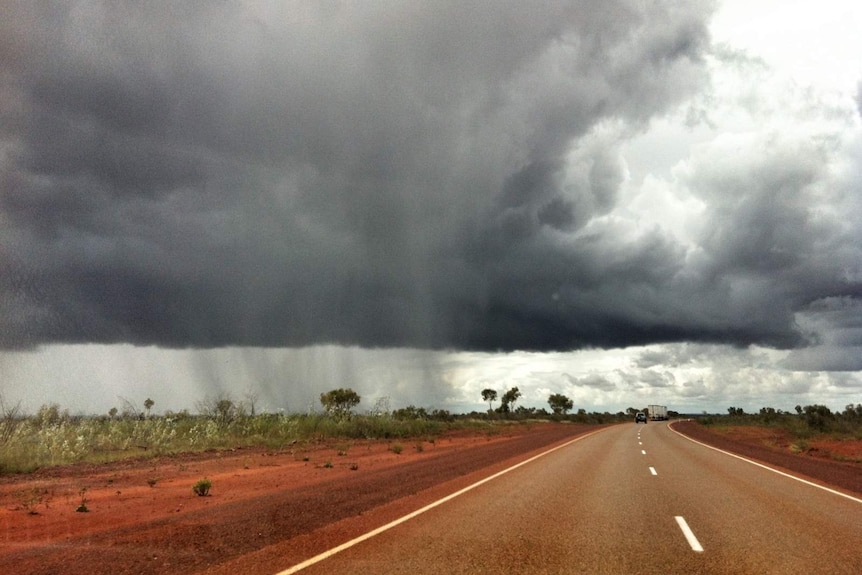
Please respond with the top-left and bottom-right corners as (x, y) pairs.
(647, 405), (668, 421)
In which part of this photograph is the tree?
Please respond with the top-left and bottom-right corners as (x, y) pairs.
(548, 393), (574, 415)
(481, 389), (498, 411)
(320, 388), (361, 418)
(196, 393), (238, 427)
(393, 405), (427, 420)
(499, 387), (521, 414)
(759, 406), (777, 423)
(36, 403), (64, 426)
(844, 404), (862, 419)
(801, 404), (833, 431)
(144, 398), (154, 417)
(369, 396), (391, 417)
(215, 399), (235, 424)
(0, 394), (22, 445)
(244, 388), (259, 417)
(118, 396), (141, 419)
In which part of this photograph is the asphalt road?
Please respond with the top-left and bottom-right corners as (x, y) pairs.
(279, 422), (862, 574)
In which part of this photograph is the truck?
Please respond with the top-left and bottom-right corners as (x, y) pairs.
(647, 405), (668, 421)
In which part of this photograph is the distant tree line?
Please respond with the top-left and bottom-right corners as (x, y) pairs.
(697, 403), (862, 435)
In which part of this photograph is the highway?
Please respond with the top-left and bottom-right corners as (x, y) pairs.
(277, 422), (862, 574)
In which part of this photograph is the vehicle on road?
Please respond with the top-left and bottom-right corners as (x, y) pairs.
(635, 412), (647, 424)
(648, 405), (668, 421)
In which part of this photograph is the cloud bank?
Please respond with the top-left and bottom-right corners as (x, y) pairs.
(2, 1), (861, 365)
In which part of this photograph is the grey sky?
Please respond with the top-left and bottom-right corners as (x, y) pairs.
(2, 1), (861, 414)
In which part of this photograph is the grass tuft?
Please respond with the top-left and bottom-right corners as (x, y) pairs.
(192, 478), (211, 497)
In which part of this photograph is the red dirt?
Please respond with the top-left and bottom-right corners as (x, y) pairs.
(671, 420), (862, 496)
(0, 423), (597, 575)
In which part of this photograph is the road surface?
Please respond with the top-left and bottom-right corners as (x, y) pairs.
(277, 422), (862, 574)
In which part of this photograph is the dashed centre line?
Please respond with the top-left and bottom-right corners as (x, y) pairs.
(649, 467), (657, 475)
(675, 516), (704, 552)
(641, 449), (646, 455)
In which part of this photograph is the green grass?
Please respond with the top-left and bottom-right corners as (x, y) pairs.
(0, 405), (628, 474)
(0, 413), (443, 473)
(696, 404), (862, 447)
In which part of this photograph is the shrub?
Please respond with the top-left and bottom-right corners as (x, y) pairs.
(192, 478), (212, 497)
(319, 388), (361, 419)
(75, 488), (89, 512)
(21, 488), (46, 515)
(790, 440), (810, 454)
(390, 443), (403, 454)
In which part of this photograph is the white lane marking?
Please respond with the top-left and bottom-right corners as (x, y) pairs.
(675, 516), (704, 552)
(649, 467), (657, 475)
(274, 427), (610, 574)
(641, 450), (646, 455)
(638, 441), (643, 445)
(668, 423), (862, 505)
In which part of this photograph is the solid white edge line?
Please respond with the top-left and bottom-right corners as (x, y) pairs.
(675, 516), (704, 552)
(649, 467), (657, 475)
(668, 422), (862, 505)
(274, 427), (610, 575)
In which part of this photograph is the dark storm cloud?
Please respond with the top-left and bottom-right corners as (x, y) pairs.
(3, 0), (858, 353)
(684, 129), (862, 351)
(565, 373), (616, 392)
(781, 297), (862, 371)
(637, 369), (675, 389)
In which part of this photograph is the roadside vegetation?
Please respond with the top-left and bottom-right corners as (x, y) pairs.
(0, 389), (629, 474)
(696, 404), (862, 461)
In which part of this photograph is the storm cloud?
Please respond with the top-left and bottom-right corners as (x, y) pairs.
(2, 0), (861, 359)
